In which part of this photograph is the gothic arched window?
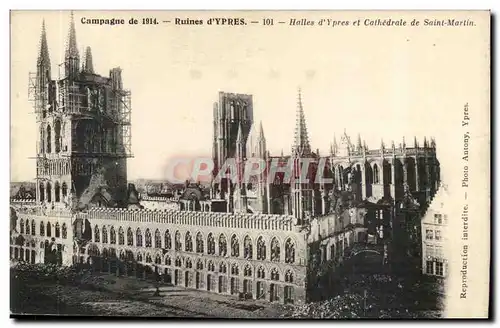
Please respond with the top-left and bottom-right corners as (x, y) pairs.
(155, 229), (162, 248)
(155, 254), (162, 265)
(146, 253), (152, 263)
(55, 222), (60, 238)
(39, 126), (45, 153)
(19, 219), (24, 234)
(257, 266), (265, 279)
(40, 221), (45, 236)
(175, 257), (182, 267)
(31, 220), (36, 236)
(219, 262), (227, 273)
(270, 237), (280, 262)
(61, 182), (68, 199)
(25, 219), (30, 235)
(175, 231), (182, 251)
(110, 227), (116, 244)
(165, 230), (172, 249)
(257, 236), (266, 260)
(102, 226), (108, 243)
(54, 120), (61, 153)
(231, 234), (239, 257)
(46, 182), (52, 203)
(219, 234), (227, 256)
(208, 260), (215, 271)
(373, 164), (380, 184)
(285, 270), (294, 283)
(244, 235), (253, 259)
(186, 258), (192, 269)
(196, 232), (204, 253)
(62, 223), (67, 239)
(94, 226), (99, 242)
(207, 233), (215, 255)
(231, 263), (239, 275)
(137, 252), (143, 262)
(39, 183), (45, 202)
(145, 229), (152, 248)
(196, 259), (203, 270)
(54, 182), (60, 202)
(127, 227), (133, 246)
(46, 222), (52, 237)
(185, 232), (193, 252)
(118, 227), (124, 245)
(285, 238), (295, 264)
(165, 255), (171, 266)
(244, 264), (252, 277)
(271, 268), (280, 281)
(136, 228), (143, 247)
(46, 124), (52, 153)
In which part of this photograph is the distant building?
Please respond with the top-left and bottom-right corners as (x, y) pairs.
(421, 184), (449, 278)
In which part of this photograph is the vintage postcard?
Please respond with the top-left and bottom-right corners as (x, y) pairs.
(9, 10), (490, 319)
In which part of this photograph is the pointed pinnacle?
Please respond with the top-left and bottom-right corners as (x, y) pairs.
(258, 121), (265, 140)
(83, 46), (94, 73)
(38, 19), (50, 66)
(66, 11), (79, 58)
(293, 88), (311, 155)
(357, 133), (362, 149)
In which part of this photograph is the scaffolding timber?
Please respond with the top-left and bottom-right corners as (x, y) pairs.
(28, 64), (133, 159)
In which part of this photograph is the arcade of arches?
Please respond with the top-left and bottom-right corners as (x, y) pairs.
(83, 225), (303, 304)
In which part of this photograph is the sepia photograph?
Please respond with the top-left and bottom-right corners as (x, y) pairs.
(9, 10), (490, 319)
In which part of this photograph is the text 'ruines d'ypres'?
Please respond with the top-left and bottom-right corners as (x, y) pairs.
(460, 103), (470, 299)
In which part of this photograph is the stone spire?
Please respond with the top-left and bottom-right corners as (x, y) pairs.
(64, 11), (80, 78)
(82, 46), (94, 74)
(356, 133), (363, 151)
(258, 121), (265, 141)
(332, 134), (338, 155)
(36, 19), (51, 90)
(256, 121), (267, 158)
(37, 20), (50, 69)
(66, 11), (79, 58)
(292, 88), (312, 156)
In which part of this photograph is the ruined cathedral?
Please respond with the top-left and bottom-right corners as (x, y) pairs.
(10, 13), (442, 304)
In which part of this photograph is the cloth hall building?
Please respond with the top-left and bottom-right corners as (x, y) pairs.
(10, 14), (442, 305)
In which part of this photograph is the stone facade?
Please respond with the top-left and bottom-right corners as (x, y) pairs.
(421, 184), (449, 278)
(10, 204), (74, 267)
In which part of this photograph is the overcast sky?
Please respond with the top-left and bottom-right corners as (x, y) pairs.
(11, 10), (488, 182)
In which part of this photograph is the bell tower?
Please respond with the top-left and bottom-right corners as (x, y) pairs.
(29, 13), (132, 211)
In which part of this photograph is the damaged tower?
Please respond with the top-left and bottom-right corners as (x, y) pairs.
(28, 13), (132, 211)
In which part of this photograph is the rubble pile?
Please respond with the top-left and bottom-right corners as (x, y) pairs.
(12, 263), (82, 284)
(284, 294), (365, 319)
